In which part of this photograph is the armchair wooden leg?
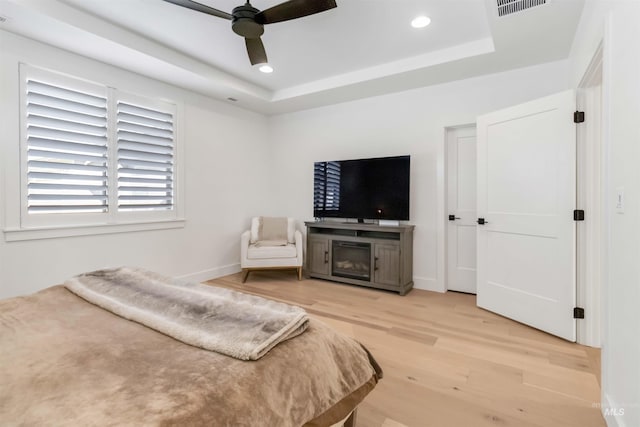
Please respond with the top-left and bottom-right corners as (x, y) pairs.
(241, 269), (250, 283)
(297, 267), (302, 281)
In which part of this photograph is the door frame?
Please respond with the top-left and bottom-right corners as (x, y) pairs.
(440, 45), (603, 346)
(444, 124), (476, 292)
(576, 42), (604, 347)
(442, 75), (603, 345)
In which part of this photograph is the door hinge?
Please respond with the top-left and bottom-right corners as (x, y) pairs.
(573, 307), (585, 319)
(574, 111), (585, 123)
(573, 210), (585, 221)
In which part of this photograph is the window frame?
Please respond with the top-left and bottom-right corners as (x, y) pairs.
(15, 64), (184, 237)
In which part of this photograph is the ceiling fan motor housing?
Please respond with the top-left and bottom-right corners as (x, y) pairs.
(163, 0), (338, 65)
(232, 3), (264, 38)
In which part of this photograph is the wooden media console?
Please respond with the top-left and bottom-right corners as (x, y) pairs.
(304, 221), (414, 295)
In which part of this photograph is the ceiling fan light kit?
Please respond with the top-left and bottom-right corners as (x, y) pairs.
(163, 0), (337, 67)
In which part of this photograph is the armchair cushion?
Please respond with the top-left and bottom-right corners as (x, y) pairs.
(250, 217), (296, 244)
(259, 217), (288, 245)
(242, 230), (303, 268)
(247, 244), (298, 260)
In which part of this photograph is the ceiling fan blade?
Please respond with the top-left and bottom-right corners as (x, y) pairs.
(162, 0), (232, 20)
(245, 37), (268, 65)
(255, 0), (337, 25)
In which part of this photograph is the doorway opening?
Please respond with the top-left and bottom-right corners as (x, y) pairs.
(443, 47), (603, 346)
(445, 125), (477, 294)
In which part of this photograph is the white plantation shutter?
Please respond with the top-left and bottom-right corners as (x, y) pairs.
(18, 65), (182, 233)
(116, 101), (174, 211)
(25, 79), (108, 214)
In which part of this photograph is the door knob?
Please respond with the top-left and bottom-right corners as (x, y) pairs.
(449, 215), (461, 221)
(477, 218), (488, 225)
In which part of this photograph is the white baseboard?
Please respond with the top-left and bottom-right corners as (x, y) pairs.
(413, 276), (444, 293)
(179, 267), (447, 294)
(177, 263), (241, 283)
(602, 393), (628, 427)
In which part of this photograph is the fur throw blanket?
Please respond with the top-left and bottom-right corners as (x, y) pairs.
(65, 267), (309, 360)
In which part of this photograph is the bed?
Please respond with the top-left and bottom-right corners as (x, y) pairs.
(0, 268), (381, 426)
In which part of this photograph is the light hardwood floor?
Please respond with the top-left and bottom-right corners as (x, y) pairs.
(206, 271), (605, 427)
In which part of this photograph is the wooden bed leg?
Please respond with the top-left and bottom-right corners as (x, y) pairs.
(297, 267), (302, 281)
(344, 409), (357, 427)
(241, 269), (250, 283)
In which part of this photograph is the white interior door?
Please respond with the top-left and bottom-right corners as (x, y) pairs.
(476, 90), (577, 341)
(447, 126), (477, 293)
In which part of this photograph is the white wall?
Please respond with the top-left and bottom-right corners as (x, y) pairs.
(569, 2), (640, 426)
(0, 31), (272, 298)
(267, 60), (569, 292)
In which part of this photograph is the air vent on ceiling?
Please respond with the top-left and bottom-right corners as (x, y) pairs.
(497, 0), (546, 17)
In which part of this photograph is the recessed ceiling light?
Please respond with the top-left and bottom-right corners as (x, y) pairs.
(259, 65), (274, 73)
(411, 15), (431, 28)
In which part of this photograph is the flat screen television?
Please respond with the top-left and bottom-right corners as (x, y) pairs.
(313, 155), (410, 221)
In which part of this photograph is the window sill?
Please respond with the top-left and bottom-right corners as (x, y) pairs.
(3, 219), (186, 242)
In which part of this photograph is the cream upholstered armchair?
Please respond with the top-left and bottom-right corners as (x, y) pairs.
(240, 217), (303, 283)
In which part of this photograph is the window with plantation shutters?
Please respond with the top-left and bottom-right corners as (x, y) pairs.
(116, 102), (174, 212)
(313, 161), (341, 214)
(25, 79), (108, 214)
(18, 64), (181, 233)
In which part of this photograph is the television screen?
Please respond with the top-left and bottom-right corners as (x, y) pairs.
(313, 155), (410, 220)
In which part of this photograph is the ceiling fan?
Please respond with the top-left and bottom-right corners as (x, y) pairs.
(162, 0), (337, 66)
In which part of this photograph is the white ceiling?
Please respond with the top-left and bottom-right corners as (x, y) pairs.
(0, 0), (585, 114)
